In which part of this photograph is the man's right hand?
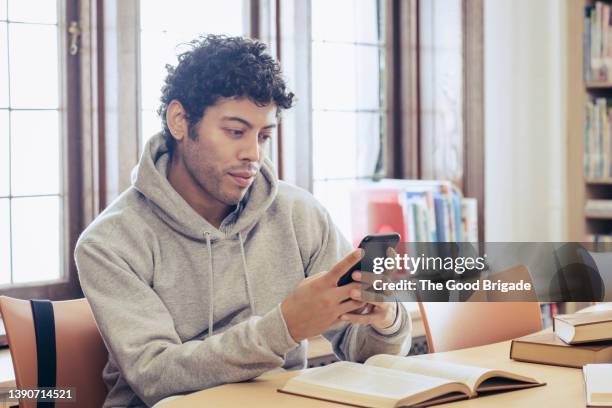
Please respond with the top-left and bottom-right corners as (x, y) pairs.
(280, 249), (366, 342)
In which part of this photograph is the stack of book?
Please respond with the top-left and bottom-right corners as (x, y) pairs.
(350, 180), (478, 246)
(510, 309), (612, 368)
(584, 98), (612, 179)
(584, 2), (612, 82)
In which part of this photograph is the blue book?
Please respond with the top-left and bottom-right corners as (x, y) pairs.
(452, 192), (463, 242)
(433, 194), (447, 242)
(585, 6), (592, 82)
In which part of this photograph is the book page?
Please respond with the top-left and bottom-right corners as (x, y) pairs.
(281, 361), (469, 406)
(365, 355), (487, 394)
(365, 355), (541, 395)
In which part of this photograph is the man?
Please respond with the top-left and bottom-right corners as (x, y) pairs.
(75, 34), (411, 408)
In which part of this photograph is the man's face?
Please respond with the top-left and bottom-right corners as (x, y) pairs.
(177, 97), (278, 206)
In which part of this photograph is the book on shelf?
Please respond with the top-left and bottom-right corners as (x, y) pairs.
(585, 199), (612, 214)
(510, 332), (612, 368)
(585, 2), (612, 82)
(350, 180), (478, 246)
(539, 303), (561, 328)
(278, 355), (544, 408)
(584, 99), (612, 179)
(350, 188), (407, 248)
(461, 198), (478, 245)
(554, 310), (612, 344)
(583, 364), (612, 407)
(589, 234), (612, 243)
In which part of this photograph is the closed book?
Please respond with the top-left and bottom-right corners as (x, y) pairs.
(554, 310), (612, 344)
(583, 364), (612, 407)
(510, 332), (612, 368)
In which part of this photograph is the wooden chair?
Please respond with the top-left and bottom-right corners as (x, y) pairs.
(418, 265), (543, 352)
(0, 296), (108, 408)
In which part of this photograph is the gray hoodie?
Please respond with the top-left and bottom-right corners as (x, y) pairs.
(75, 133), (412, 407)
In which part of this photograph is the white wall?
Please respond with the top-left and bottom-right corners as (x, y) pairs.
(484, 0), (567, 241)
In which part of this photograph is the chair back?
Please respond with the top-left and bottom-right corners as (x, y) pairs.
(0, 296), (108, 408)
(418, 301), (543, 353)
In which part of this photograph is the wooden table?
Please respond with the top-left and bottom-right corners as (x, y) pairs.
(161, 328), (586, 407)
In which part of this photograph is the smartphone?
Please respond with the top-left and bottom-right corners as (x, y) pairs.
(337, 233), (401, 287)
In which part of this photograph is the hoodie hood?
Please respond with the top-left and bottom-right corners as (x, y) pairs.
(133, 132), (278, 242)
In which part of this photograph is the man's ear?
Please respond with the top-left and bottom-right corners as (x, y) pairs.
(166, 100), (189, 141)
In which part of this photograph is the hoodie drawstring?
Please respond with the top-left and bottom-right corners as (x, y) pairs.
(238, 232), (256, 316)
(205, 232), (214, 337)
(205, 231), (256, 339)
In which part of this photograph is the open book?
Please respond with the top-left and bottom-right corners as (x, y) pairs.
(278, 354), (545, 408)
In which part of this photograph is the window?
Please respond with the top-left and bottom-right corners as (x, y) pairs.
(139, 0), (246, 147)
(310, 0), (386, 240)
(1, 0), (63, 285)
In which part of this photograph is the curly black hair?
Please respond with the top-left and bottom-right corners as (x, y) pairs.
(157, 34), (295, 153)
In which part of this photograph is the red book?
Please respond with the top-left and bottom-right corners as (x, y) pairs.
(350, 188), (406, 247)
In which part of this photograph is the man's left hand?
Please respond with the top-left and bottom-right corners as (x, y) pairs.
(340, 271), (397, 330)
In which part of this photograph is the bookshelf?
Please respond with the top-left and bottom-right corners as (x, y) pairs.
(560, 1), (602, 320)
(566, 0), (612, 242)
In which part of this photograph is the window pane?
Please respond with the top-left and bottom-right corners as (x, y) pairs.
(0, 0), (6, 20)
(9, 23), (59, 108)
(312, 0), (356, 43)
(354, 0), (380, 44)
(11, 196), (60, 283)
(313, 179), (356, 242)
(8, 0), (56, 24)
(433, 0), (462, 49)
(312, 111), (357, 180)
(312, 42), (356, 110)
(312, 43), (381, 111)
(0, 23), (8, 108)
(140, 0), (243, 34)
(312, 112), (380, 180)
(355, 45), (382, 111)
(312, 0), (380, 45)
(0, 110), (7, 196)
(355, 112), (382, 177)
(0, 199), (10, 285)
(11, 110), (60, 196)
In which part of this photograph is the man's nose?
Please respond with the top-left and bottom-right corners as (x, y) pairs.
(239, 133), (261, 162)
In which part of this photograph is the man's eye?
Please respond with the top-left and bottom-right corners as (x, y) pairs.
(225, 129), (244, 137)
(259, 133), (272, 142)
